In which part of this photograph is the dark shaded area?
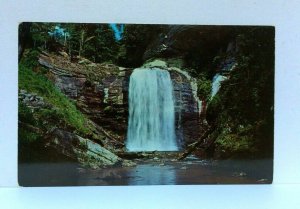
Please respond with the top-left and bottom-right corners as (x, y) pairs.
(206, 27), (274, 158)
(18, 22), (32, 61)
(117, 24), (166, 67)
(18, 140), (78, 186)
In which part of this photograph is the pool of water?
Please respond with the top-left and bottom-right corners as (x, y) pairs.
(19, 156), (273, 186)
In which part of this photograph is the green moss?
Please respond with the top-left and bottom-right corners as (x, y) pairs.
(18, 102), (42, 144)
(21, 49), (40, 68)
(216, 133), (255, 153)
(19, 103), (36, 126)
(197, 74), (212, 101)
(19, 62), (91, 135)
(103, 106), (113, 113)
(18, 127), (41, 143)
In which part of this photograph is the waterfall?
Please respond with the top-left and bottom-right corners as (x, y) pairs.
(211, 62), (237, 99)
(211, 73), (227, 98)
(126, 68), (178, 152)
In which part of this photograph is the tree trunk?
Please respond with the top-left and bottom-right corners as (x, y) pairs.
(68, 42), (72, 61)
(64, 33), (67, 46)
(79, 30), (85, 57)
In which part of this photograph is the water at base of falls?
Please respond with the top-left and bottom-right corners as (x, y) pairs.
(126, 68), (178, 152)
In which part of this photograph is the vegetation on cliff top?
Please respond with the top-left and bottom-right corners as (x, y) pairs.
(20, 23), (120, 64)
(19, 52), (91, 141)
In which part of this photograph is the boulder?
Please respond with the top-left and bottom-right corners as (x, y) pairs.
(19, 89), (49, 109)
(46, 128), (122, 168)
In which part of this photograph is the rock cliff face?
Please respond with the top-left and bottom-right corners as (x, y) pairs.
(169, 68), (201, 146)
(38, 53), (131, 143)
(38, 54), (202, 148)
(18, 89), (135, 167)
(142, 25), (234, 67)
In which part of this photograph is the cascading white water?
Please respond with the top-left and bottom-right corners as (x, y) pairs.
(126, 68), (178, 152)
(211, 62), (237, 99)
(211, 73), (227, 98)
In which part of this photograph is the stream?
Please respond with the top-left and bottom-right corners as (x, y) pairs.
(19, 155), (272, 186)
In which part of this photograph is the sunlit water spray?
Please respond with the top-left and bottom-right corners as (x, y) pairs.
(126, 68), (178, 151)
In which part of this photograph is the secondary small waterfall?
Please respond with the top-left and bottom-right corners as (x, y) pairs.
(211, 73), (227, 98)
(211, 61), (237, 99)
(126, 68), (178, 152)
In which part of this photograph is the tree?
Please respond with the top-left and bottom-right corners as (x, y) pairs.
(30, 23), (55, 49)
(93, 24), (120, 63)
(19, 22), (32, 60)
(206, 27), (275, 157)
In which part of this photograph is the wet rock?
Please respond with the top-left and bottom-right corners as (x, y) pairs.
(46, 128), (123, 168)
(142, 59), (168, 68)
(118, 71), (126, 77)
(143, 26), (233, 63)
(23, 97), (30, 103)
(169, 68), (202, 145)
(19, 89), (48, 109)
(122, 160), (136, 167)
(239, 172), (247, 177)
(20, 89), (26, 94)
(232, 172), (247, 177)
(54, 75), (86, 98)
(257, 178), (268, 183)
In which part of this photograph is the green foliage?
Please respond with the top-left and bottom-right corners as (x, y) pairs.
(52, 23), (120, 63)
(22, 23), (121, 64)
(19, 102), (36, 125)
(18, 62), (90, 135)
(207, 27), (274, 158)
(103, 106), (113, 113)
(197, 73), (212, 101)
(216, 133), (255, 153)
(21, 49), (40, 68)
(18, 128), (41, 143)
(18, 103), (41, 143)
(30, 23), (55, 49)
(92, 25), (120, 63)
(38, 108), (65, 127)
(221, 28), (274, 125)
(206, 94), (221, 123)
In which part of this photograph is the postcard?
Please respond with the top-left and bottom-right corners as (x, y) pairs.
(18, 23), (274, 186)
